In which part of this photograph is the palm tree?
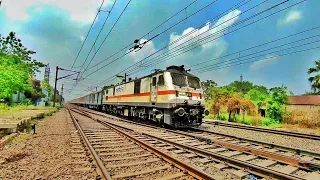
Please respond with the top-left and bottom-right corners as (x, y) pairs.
(308, 60), (320, 93)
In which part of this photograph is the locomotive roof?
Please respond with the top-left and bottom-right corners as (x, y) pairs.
(101, 65), (198, 90)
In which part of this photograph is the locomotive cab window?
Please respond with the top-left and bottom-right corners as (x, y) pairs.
(171, 73), (187, 87)
(158, 75), (164, 86)
(188, 76), (201, 89)
(152, 77), (157, 86)
(134, 80), (141, 94)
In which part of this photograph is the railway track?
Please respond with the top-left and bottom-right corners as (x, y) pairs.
(71, 105), (320, 180)
(67, 106), (214, 180)
(202, 120), (320, 141)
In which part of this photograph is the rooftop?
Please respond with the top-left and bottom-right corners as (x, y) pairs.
(288, 95), (320, 105)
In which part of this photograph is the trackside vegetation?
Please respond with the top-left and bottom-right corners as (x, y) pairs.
(0, 32), (58, 106)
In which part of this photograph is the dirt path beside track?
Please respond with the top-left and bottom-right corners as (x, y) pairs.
(0, 109), (97, 180)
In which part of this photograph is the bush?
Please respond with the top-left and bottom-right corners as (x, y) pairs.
(283, 110), (320, 128)
(21, 99), (32, 106)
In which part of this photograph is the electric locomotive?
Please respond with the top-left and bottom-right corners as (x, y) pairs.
(71, 65), (209, 128)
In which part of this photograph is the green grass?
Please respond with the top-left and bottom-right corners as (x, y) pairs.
(0, 104), (56, 115)
(205, 112), (282, 128)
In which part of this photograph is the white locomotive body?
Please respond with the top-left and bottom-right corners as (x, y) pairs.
(71, 65), (208, 127)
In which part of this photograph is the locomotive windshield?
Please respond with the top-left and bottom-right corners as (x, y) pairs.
(187, 76), (201, 89)
(171, 73), (187, 87)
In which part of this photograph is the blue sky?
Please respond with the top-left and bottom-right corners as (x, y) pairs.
(1, 0), (319, 100)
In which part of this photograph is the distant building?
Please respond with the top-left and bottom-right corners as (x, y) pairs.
(286, 95), (320, 111)
(11, 91), (26, 103)
(34, 89), (49, 106)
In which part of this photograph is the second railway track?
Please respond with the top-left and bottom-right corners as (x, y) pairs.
(202, 120), (320, 141)
(71, 105), (320, 180)
(67, 106), (213, 180)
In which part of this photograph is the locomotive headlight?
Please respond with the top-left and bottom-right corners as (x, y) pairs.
(174, 107), (186, 117)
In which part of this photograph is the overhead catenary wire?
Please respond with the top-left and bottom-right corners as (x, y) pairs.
(188, 25), (320, 69)
(68, 0), (105, 74)
(126, 0), (303, 76)
(80, 0), (220, 78)
(82, 0), (253, 88)
(70, 0), (131, 93)
(125, 0), (271, 74)
(83, 0), (305, 92)
(82, 0), (201, 73)
(192, 38), (320, 72)
(76, 0), (118, 79)
(79, 0), (133, 78)
(196, 46), (320, 73)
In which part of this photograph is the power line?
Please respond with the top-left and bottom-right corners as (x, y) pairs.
(189, 26), (320, 69)
(70, 0), (131, 92)
(126, 0), (302, 76)
(81, 0), (305, 92)
(82, 0), (200, 73)
(196, 46), (320, 73)
(79, 0), (134, 78)
(83, 0), (253, 88)
(126, 0), (270, 74)
(80, 0), (218, 78)
(76, 0), (118, 79)
(67, 0), (105, 77)
(192, 39), (320, 72)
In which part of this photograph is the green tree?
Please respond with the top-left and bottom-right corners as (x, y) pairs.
(24, 79), (45, 103)
(266, 86), (288, 122)
(308, 60), (320, 93)
(226, 81), (254, 95)
(0, 32), (45, 103)
(201, 80), (218, 100)
(245, 88), (269, 108)
(41, 78), (53, 99)
(0, 53), (32, 101)
(0, 32), (45, 75)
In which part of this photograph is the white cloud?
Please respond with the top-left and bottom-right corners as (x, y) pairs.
(80, 36), (85, 42)
(164, 10), (240, 67)
(250, 55), (279, 71)
(169, 10), (241, 51)
(278, 10), (302, 26)
(2, 0), (111, 23)
(128, 39), (157, 62)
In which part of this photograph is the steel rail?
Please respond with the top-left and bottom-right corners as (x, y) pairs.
(66, 107), (112, 180)
(97, 118), (305, 180)
(71, 106), (309, 180)
(69, 106), (216, 180)
(203, 120), (320, 141)
(74, 106), (320, 158)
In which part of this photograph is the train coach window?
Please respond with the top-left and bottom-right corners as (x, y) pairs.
(158, 75), (164, 86)
(152, 77), (157, 86)
(134, 80), (141, 94)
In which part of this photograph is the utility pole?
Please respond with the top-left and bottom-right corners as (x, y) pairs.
(53, 66), (79, 107)
(60, 84), (64, 106)
(44, 63), (50, 81)
(53, 66), (59, 107)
